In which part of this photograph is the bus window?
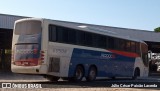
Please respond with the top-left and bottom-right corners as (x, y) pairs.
(131, 42), (136, 52)
(15, 20), (41, 35)
(126, 41), (131, 52)
(56, 27), (68, 43)
(108, 37), (114, 49)
(136, 42), (140, 54)
(92, 34), (98, 47)
(119, 39), (125, 51)
(84, 32), (93, 46)
(114, 38), (119, 50)
(97, 35), (106, 48)
(76, 31), (85, 45)
(49, 25), (57, 42)
(68, 29), (76, 44)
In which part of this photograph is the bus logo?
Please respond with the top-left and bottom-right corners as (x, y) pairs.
(15, 49), (38, 54)
(101, 53), (115, 59)
(53, 48), (67, 54)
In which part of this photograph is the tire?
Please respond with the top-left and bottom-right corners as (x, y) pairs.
(73, 65), (84, 82)
(45, 75), (60, 82)
(86, 66), (97, 82)
(132, 68), (140, 80)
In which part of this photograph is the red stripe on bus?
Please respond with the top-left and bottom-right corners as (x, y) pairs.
(108, 50), (140, 58)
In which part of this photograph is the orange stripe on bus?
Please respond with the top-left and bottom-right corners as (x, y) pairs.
(108, 50), (140, 58)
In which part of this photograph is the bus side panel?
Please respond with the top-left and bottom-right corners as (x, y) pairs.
(68, 48), (136, 78)
(47, 44), (73, 77)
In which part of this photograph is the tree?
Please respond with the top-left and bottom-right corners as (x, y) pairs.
(154, 27), (160, 32)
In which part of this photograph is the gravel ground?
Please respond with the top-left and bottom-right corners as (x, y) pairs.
(0, 72), (45, 80)
(0, 72), (160, 91)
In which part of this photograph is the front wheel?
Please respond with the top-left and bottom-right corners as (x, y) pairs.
(86, 66), (97, 82)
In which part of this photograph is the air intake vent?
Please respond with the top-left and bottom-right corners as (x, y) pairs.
(48, 57), (60, 72)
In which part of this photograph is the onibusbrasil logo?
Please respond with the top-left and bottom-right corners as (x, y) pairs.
(1, 83), (42, 88)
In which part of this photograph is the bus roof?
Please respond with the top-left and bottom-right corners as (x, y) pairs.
(46, 19), (146, 44)
(15, 18), (146, 44)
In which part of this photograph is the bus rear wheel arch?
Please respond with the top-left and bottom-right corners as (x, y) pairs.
(86, 65), (97, 82)
(132, 67), (140, 80)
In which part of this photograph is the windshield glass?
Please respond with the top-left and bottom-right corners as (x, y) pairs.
(15, 20), (41, 35)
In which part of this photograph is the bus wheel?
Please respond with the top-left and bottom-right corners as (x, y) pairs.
(73, 65), (84, 82)
(132, 68), (140, 80)
(45, 75), (60, 82)
(86, 66), (97, 82)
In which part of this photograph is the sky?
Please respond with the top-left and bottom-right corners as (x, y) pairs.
(0, 0), (160, 31)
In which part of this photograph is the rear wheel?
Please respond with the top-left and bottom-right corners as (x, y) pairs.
(45, 75), (60, 82)
(73, 65), (84, 82)
(86, 66), (97, 82)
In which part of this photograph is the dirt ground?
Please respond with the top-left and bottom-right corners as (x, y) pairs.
(0, 72), (160, 91)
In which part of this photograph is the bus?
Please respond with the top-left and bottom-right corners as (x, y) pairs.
(11, 18), (149, 82)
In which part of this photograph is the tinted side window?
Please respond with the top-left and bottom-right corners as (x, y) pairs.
(68, 29), (76, 44)
(77, 31), (85, 45)
(56, 27), (67, 43)
(114, 38), (119, 50)
(108, 37), (114, 49)
(92, 34), (98, 47)
(131, 41), (136, 52)
(136, 42), (140, 54)
(126, 41), (131, 52)
(49, 25), (57, 42)
(49, 24), (141, 53)
(85, 32), (93, 46)
(119, 39), (125, 50)
(97, 35), (106, 48)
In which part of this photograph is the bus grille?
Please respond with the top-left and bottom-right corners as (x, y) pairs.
(48, 57), (60, 72)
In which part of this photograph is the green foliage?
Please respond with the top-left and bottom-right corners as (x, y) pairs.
(154, 27), (160, 32)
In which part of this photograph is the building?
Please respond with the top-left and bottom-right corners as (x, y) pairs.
(0, 13), (160, 71)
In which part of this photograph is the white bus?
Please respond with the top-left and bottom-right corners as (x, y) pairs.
(11, 18), (149, 82)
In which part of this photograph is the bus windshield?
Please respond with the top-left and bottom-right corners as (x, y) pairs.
(15, 20), (41, 35)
